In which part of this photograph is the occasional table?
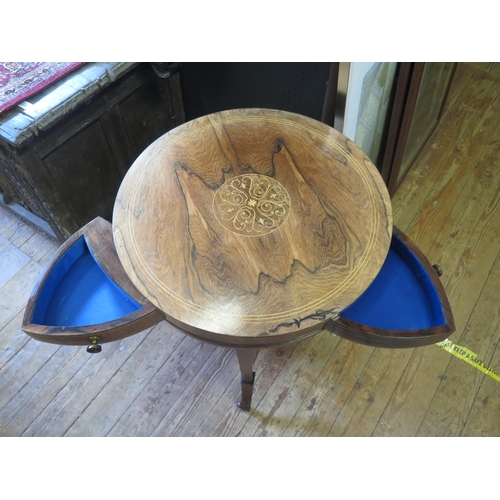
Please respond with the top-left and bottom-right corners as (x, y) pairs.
(112, 108), (393, 409)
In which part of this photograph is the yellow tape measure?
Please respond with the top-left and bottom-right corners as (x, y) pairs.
(437, 338), (500, 382)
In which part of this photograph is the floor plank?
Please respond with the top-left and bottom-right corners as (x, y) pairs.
(236, 333), (339, 437)
(374, 165), (500, 436)
(0, 260), (42, 327)
(150, 346), (238, 437)
(0, 242), (31, 289)
(405, 72), (500, 253)
(461, 329), (500, 437)
(22, 329), (153, 437)
(18, 232), (58, 263)
(0, 311), (32, 369)
(371, 344), (450, 436)
(441, 62), (474, 115)
(373, 178), (500, 436)
(194, 342), (298, 437)
(0, 207), (20, 236)
(0, 343), (90, 436)
(393, 65), (496, 233)
(108, 336), (217, 437)
(328, 347), (414, 436)
(63, 321), (185, 437)
(0, 337), (60, 411)
(282, 336), (373, 437)
(415, 178), (500, 436)
(417, 251), (500, 436)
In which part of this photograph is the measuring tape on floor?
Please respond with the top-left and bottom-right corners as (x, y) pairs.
(437, 338), (500, 382)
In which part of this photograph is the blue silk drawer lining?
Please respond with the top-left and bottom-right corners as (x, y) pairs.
(340, 235), (445, 330)
(32, 237), (141, 327)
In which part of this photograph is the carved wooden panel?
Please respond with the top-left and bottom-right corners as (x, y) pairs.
(0, 63), (185, 241)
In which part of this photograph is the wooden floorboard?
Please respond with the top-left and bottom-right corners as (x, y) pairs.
(282, 338), (373, 437)
(462, 294), (500, 437)
(393, 64), (497, 234)
(107, 335), (217, 437)
(1, 62), (500, 437)
(236, 333), (340, 437)
(418, 250), (500, 436)
(328, 347), (415, 437)
(195, 342), (298, 437)
(405, 70), (500, 253)
(64, 322), (184, 437)
(375, 174), (500, 436)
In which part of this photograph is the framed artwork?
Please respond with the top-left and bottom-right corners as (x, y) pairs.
(341, 62), (398, 167)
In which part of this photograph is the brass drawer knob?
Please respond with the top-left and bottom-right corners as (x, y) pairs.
(87, 336), (102, 354)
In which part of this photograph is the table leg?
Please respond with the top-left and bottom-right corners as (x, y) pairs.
(235, 348), (258, 411)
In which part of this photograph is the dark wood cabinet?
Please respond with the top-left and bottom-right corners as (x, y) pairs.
(0, 63), (185, 242)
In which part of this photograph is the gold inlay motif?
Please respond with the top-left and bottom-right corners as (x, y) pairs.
(213, 174), (291, 236)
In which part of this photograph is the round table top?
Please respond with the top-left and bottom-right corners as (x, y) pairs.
(113, 109), (392, 345)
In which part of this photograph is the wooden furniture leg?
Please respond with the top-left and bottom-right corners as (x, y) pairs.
(235, 348), (258, 411)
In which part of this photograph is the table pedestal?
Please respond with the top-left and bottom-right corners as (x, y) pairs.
(235, 348), (257, 411)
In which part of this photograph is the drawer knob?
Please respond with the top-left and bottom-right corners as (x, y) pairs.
(432, 264), (443, 277)
(87, 336), (102, 354)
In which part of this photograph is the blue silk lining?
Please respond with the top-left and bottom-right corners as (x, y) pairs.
(32, 237), (141, 327)
(340, 235), (446, 330)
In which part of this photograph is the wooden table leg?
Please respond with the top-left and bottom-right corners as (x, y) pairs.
(235, 348), (258, 411)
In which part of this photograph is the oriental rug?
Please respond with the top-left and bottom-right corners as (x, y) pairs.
(0, 62), (85, 114)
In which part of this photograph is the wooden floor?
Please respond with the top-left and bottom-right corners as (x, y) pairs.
(1, 62), (499, 437)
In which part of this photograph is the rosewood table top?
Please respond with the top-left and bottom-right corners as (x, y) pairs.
(113, 109), (393, 348)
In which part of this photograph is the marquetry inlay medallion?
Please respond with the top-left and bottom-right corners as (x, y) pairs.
(213, 174), (291, 236)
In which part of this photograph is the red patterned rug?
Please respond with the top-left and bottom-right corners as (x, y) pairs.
(0, 62), (85, 114)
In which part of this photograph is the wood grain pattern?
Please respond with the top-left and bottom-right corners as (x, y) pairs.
(113, 109), (393, 346)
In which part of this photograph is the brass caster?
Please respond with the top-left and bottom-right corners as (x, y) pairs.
(87, 336), (102, 354)
(432, 264), (443, 277)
